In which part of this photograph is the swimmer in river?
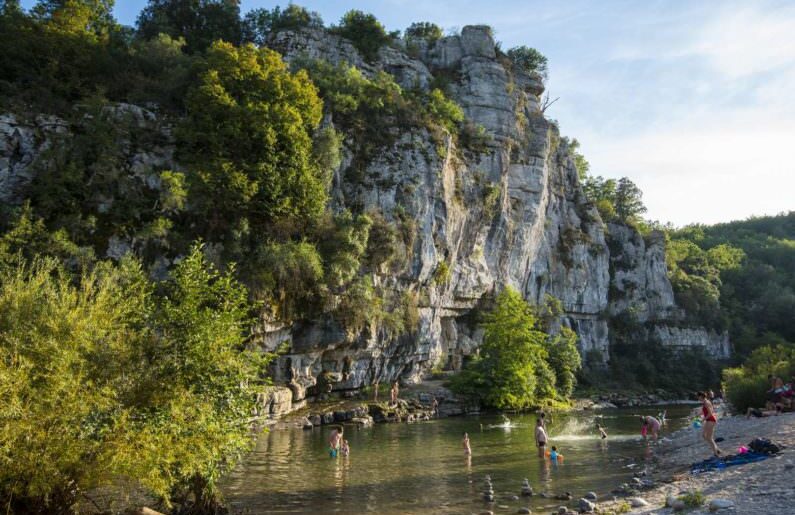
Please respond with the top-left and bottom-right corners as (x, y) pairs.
(462, 432), (472, 455)
(328, 426), (343, 457)
(549, 445), (563, 462)
(597, 423), (608, 439)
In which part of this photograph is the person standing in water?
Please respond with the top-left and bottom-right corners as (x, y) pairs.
(373, 380), (379, 401)
(462, 432), (472, 455)
(328, 426), (343, 457)
(340, 439), (350, 457)
(698, 391), (722, 456)
(596, 423), (608, 439)
(535, 418), (548, 457)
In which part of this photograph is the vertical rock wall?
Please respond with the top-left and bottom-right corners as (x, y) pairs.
(0, 26), (730, 403)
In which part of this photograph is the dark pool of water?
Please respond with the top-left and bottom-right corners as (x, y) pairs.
(222, 405), (695, 514)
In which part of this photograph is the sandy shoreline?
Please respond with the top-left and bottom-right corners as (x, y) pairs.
(599, 411), (795, 514)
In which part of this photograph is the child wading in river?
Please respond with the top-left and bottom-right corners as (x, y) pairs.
(462, 432), (472, 455)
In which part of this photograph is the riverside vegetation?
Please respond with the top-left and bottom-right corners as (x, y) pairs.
(0, 1), (794, 513)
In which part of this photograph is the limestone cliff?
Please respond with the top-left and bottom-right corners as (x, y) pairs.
(0, 25), (729, 404)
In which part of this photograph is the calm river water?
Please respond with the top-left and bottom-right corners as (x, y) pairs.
(222, 405), (695, 514)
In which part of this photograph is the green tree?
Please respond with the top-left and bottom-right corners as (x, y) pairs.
(506, 45), (548, 78)
(331, 9), (391, 61)
(614, 177), (646, 221)
(32, 0), (116, 38)
(567, 138), (590, 179)
(582, 175), (617, 221)
(404, 21), (442, 43)
(548, 327), (581, 397)
(242, 4), (323, 46)
(136, 0), (242, 53)
(456, 288), (550, 409)
(116, 244), (269, 511)
(179, 41), (326, 241)
(0, 257), (151, 513)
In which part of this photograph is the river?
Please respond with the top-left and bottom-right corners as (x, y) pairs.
(222, 405), (696, 514)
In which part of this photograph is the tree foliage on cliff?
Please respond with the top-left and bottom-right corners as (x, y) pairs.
(449, 288), (581, 408)
(0, 246), (268, 513)
(178, 41), (327, 242)
(506, 45), (548, 78)
(136, 0), (243, 53)
(330, 9), (391, 61)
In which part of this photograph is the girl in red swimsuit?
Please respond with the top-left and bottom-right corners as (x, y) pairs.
(698, 391), (721, 456)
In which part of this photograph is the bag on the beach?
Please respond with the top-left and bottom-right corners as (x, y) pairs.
(747, 437), (781, 455)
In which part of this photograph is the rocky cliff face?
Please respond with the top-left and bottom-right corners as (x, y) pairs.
(0, 26), (729, 404)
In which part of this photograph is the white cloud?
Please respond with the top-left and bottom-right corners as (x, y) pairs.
(684, 4), (795, 78)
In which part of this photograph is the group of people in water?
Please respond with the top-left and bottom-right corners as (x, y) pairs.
(327, 387), (731, 461)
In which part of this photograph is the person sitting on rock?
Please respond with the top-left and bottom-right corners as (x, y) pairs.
(766, 375), (785, 409)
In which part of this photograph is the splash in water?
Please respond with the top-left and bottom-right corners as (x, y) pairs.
(487, 414), (519, 430)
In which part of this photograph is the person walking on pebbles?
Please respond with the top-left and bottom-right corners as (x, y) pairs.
(535, 418), (548, 457)
(698, 391), (722, 456)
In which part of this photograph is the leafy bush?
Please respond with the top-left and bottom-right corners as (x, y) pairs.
(449, 288), (582, 409)
(506, 45), (548, 78)
(425, 88), (464, 132)
(433, 261), (451, 285)
(136, 0), (243, 54)
(331, 10), (391, 62)
(404, 21), (442, 44)
(723, 344), (795, 412)
(242, 4), (324, 46)
(459, 120), (493, 153)
(178, 41), (326, 241)
(678, 490), (705, 508)
(0, 245), (269, 512)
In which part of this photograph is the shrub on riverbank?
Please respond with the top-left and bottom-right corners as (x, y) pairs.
(448, 287), (581, 409)
(722, 343), (795, 412)
(0, 246), (270, 513)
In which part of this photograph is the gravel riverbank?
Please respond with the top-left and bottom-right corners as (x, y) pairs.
(600, 411), (795, 514)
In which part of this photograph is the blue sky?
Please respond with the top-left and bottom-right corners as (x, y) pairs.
(21, 1), (795, 226)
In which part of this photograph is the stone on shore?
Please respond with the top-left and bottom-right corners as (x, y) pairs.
(628, 497), (649, 507)
(578, 497), (595, 512)
(584, 491), (597, 501)
(517, 508), (531, 514)
(709, 498), (735, 511)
